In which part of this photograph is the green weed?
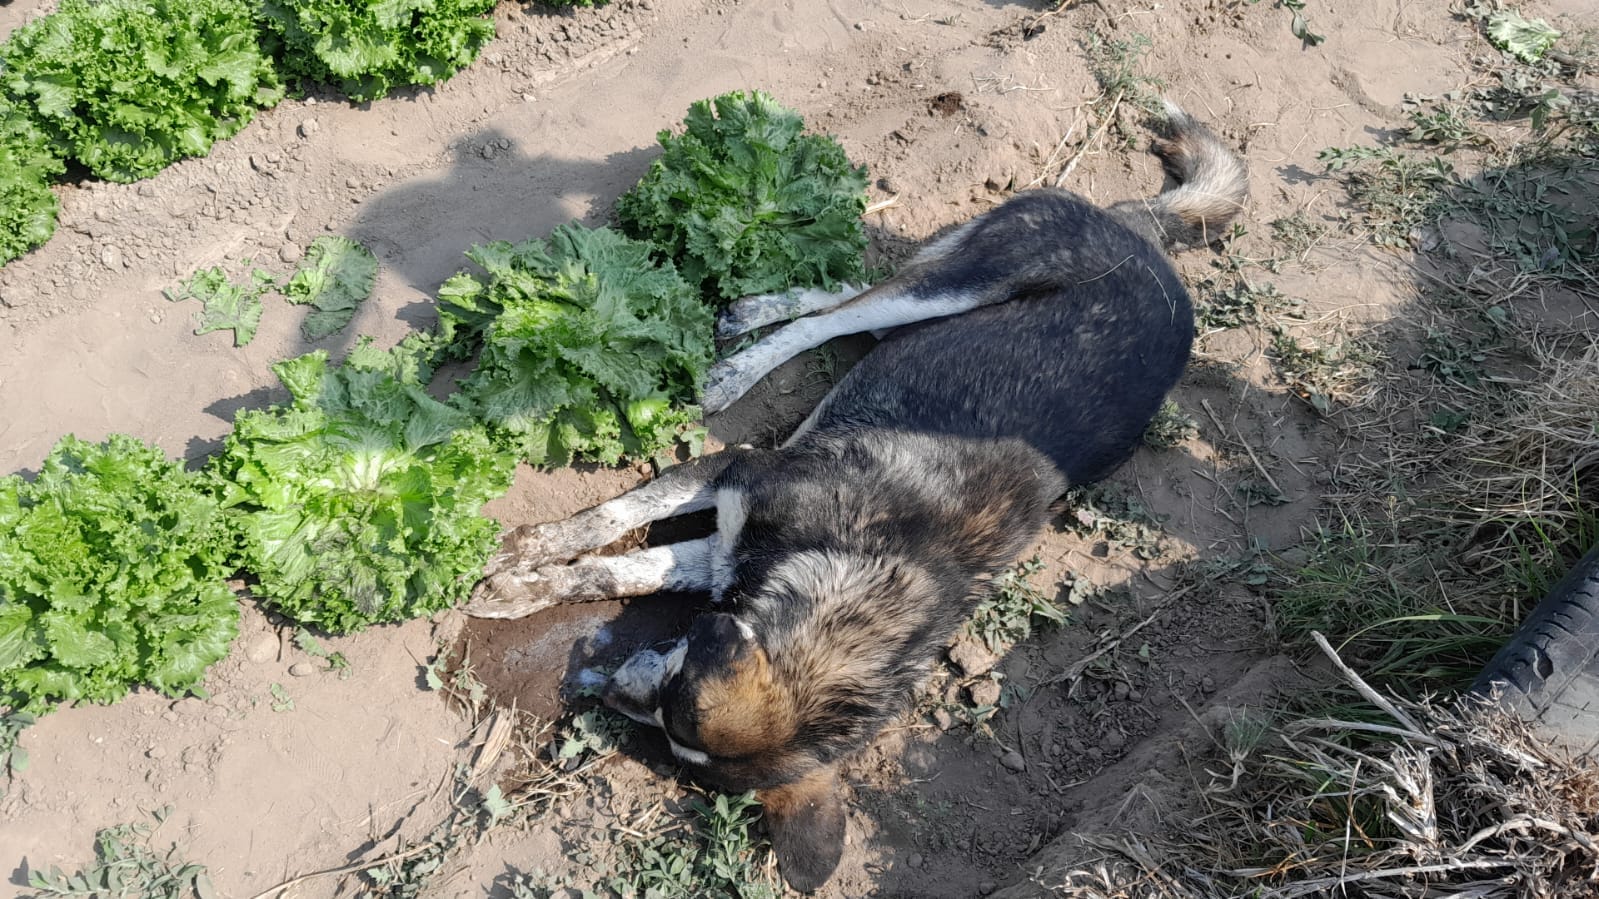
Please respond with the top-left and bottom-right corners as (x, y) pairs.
(510, 791), (780, 899)
(967, 556), (1068, 653)
(1142, 399), (1198, 450)
(1065, 483), (1168, 560)
(293, 629), (351, 679)
(27, 809), (213, 899)
(1318, 146), (1457, 249)
(553, 707), (631, 765)
(1081, 30), (1165, 127)
(1, 710), (33, 793)
(1270, 331), (1377, 415)
(1192, 227), (1301, 331)
(1273, 515), (1512, 690)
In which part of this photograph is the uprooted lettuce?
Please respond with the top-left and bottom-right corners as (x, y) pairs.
(436, 223), (715, 467)
(209, 337), (515, 632)
(0, 435), (239, 713)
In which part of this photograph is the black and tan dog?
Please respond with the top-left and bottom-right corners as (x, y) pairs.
(466, 102), (1247, 892)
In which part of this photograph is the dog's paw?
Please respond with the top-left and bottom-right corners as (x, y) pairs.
(482, 522), (578, 577)
(699, 362), (747, 415)
(717, 290), (791, 340)
(463, 566), (564, 619)
(716, 306), (757, 341)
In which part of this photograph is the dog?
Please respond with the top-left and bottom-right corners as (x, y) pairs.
(466, 102), (1247, 892)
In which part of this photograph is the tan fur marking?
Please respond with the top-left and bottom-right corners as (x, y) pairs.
(759, 769), (834, 821)
(694, 648), (798, 757)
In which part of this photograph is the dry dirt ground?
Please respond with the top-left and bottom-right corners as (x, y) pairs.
(1, 0), (1593, 896)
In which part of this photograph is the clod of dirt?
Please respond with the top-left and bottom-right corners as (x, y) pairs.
(243, 633), (280, 664)
(968, 679), (1001, 707)
(928, 91), (964, 117)
(1000, 750), (1026, 772)
(948, 637), (999, 676)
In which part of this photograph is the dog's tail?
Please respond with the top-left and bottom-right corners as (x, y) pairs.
(1109, 100), (1248, 250)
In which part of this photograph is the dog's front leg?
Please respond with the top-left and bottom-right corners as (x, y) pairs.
(481, 450), (744, 580)
(465, 537), (717, 618)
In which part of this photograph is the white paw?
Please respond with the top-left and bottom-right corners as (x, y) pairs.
(464, 566), (563, 619)
(700, 362), (749, 415)
(716, 306), (758, 340)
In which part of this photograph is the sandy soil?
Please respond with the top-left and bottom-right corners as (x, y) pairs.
(3, 0), (1592, 896)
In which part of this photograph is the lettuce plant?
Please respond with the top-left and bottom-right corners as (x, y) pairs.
(0, 96), (64, 265)
(616, 90), (870, 303)
(261, 0), (498, 102)
(0, 435), (239, 713)
(0, 0), (283, 183)
(209, 339), (515, 632)
(437, 224), (715, 466)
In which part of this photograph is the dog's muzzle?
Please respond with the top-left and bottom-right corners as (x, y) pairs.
(602, 637), (686, 727)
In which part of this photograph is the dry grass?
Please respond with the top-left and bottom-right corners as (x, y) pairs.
(1042, 638), (1599, 898)
(1435, 338), (1599, 593)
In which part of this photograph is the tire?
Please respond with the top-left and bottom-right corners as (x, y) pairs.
(1473, 541), (1599, 760)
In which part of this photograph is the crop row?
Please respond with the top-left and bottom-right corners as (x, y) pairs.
(0, 0), (611, 266)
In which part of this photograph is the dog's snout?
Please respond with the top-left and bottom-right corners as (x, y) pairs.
(603, 638), (686, 727)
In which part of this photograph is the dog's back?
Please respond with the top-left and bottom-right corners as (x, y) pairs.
(800, 188), (1194, 485)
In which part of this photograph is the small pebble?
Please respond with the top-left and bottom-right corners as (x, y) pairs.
(278, 243), (303, 264)
(289, 661), (317, 677)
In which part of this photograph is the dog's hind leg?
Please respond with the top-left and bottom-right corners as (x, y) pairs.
(481, 450), (745, 581)
(700, 283), (987, 413)
(716, 283), (868, 340)
(465, 537), (717, 618)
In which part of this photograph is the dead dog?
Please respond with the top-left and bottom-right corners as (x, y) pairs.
(466, 102), (1247, 892)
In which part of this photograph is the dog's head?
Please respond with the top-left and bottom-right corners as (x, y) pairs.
(603, 612), (847, 893)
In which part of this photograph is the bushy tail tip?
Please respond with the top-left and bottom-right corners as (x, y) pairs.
(1112, 101), (1249, 250)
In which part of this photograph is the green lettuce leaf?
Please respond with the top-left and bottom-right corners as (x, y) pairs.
(165, 266), (276, 347)
(0, 435), (239, 714)
(209, 341), (516, 632)
(284, 235), (379, 340)
(616, 90), (870, 303)
(1486, 11), (1561, 63)
(442, 223), (715, 466)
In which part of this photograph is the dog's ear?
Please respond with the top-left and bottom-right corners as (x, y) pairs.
(759, 769), (847, 894)
(683, 612), (758, 671)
